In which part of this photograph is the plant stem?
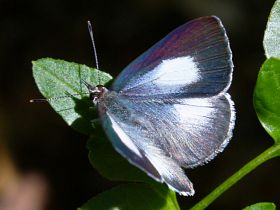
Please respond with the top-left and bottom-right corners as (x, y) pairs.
(190, 144), (280, 210)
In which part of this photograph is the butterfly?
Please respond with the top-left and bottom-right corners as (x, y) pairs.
(84, 15), (235, 196)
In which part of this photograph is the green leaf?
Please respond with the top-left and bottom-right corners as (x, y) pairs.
(32, 58), (112, 134)
(78, 183), (180, 210)
(263, 0), (280, 58)
(254, 57), (280, 143)
(243, 202), (276, 210)
(87, 127), (155, 184)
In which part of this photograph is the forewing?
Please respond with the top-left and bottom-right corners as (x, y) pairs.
(112, 16), (233, 98)
(98, 91), (235, 195)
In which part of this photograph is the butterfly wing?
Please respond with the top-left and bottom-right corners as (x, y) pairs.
(112, 16), (233, 98)
(98, 16), (235, 195)
(98, 92), (234, 195)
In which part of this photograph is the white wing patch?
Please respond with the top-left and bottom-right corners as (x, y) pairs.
(174, 98), (214, 126)
(122, 56), (200, 92)
(153, 56), (200, 86)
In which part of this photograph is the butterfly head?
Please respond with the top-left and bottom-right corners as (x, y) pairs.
(83, 80), (108, 105)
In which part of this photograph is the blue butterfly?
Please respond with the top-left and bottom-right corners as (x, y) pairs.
(86, 16), (235, 196)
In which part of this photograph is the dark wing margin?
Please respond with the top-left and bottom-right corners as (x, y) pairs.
(112, 16), (233, 98)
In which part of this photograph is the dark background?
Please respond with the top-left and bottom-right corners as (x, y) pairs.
(0, 0), (278, 209)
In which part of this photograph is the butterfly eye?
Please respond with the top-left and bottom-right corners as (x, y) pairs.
(89, 92), (97, 101)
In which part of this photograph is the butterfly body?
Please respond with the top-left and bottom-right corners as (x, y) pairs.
(87, 16), (235, 196)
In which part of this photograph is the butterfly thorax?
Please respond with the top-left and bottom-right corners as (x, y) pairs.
(88, 84), (108, 105)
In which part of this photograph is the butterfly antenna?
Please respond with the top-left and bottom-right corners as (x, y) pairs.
(29, 93), (87, 103)
(30, 95), (70, 103)
(87, 20), (100, 84)
(29, 98), (50, 103)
